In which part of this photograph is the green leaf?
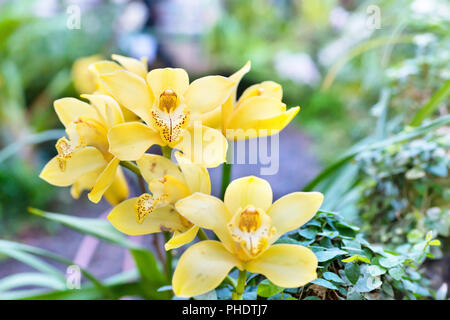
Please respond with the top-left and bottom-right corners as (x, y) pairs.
(342, 254), (370, 264)
(407, 229), (425, 244)
(342, 239), (362, 250)
(243, 289), (258, 300)
(0, 289), (47, 300)
(257, 279), (284, 298)
(0, 273), (65, 292)
(318, 230), (340, 239)
(303, 115), (450, 191)
(22, 271), (142, 300)
(298, 228), (317, 239)
(131, 249), (166, 284)
(0, 129), (65, 163)
(323, 272), (345, 284)
(429, 240), (441, 246)
(427, 163), (448, 177)
(157, 285), (173, 292)
(337, 221), (360, 232)
(0, 243), (63, 280)
(357, 255), (370, 263)
(311, 278), (338, 290)
(381, 282), (394, 297)
(354, 275), (382, 293)
(342, 255), (358, 263)
(0, 240), (112, 298)
(367, 265), (386, 277)
(303, 155), (354, 192)
(409, 80), (450, 126)
(388, 267), (405, 281)
(28, 208), (169, 298)
(314, 248), (347, 262)
(276, 237), (312, 246)
(303, 296), (321, 300)
(28, 208), (133, 248)
(345, 263), (360, 285)
(130, 249), (170, 299)
(379, 255), (405, 268)
(347, 288), (363, 300)
(305, 219), (322, 227)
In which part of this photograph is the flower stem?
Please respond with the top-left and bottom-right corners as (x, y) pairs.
(197, 228), (209, 241)
(137, 175), (147, 194)
(163, 232), (173, 280)
(161, 145), (172, 159)
(220, 162), (232, 200)
(153, 233), (165, 265)
(120, 161), (141, 177)
(232, 270), (247, 300)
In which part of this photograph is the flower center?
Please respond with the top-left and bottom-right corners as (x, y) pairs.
(72, 118), (109, 155)
(55, 137), (75, 171)
(238, 206), (260, 232)
(158, 89), (178, 113)
(228, 205), (275, 259)
(151, 89), (190, 147)
(134, 192), (168, 224)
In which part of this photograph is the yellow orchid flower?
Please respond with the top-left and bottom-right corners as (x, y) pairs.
(76, 54), (149, 122)
(94, 60), (232, 167)
(88, 54), (149, 94)
(39, 94), (129, 205)
(172, 176), (323, 297)
(107, 152), (211, 250)
(72, 54), (148, 94)
(203, 62), (300, 140)
(71, 54), (104, 95)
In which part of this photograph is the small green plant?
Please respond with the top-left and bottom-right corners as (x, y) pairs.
(214, 210), (441, 300)
(355, 130), (449, 246)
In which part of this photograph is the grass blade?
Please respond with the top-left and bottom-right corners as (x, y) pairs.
(409, 80), (450, 127)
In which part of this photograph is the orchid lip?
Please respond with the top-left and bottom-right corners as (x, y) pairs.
(228, 205), (275, 259)
(134, 192), (168, 224)
(151, 89), (190, 147)
(159, 89), (178, 113)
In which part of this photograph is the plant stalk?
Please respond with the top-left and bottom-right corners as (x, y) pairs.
(232, 270), (247, 300)
(197, 228), (209, 241)
(120, 161), (142, 177)
(161, 146), (174, 280)
(220, 162), (232, 200)
(161, 145), (172, 159)
(163, 232), (173, 280)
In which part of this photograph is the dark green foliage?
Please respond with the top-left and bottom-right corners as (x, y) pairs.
(355, 131), (449, 246)
(219, 210), (440, 300)
(0, 159), (54, 236)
